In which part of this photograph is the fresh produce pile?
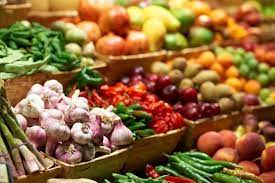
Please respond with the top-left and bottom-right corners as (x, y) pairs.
(79, 81), (184, 134)
(0, 20), (100, 79)
(105, 151), (262, 183)
(57, 0), (249, 56)
(0, 81), (46, 178)
(186, 46), (275, 105)
(120, 63), (247, 121)
(196, 113), (275, 182)
(14, 79), (133, 164)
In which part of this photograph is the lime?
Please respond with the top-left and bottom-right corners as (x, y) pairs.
(225, 47), (234, 54)
(171, 8), (195, 31)
(259, 88), (271, 100)
(239, 64), (250, 77)
(233, 54), (243, 67)
(257, 73), (270, 86)
(236, 48), (245, 56)
(244, 52), (255, 61)
(269, 68), (275, 81)
(164, 33), (188, 51)
(247, 58), (258, 69)
(189, 27), (214, 47)
(258, 63), (270, 73)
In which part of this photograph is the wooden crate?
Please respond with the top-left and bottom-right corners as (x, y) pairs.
(251, 105), (275, 121)
(123, 128), (186, 172)
(181, 112), (241, 150)
(15, 165), (61, 183)
(0, 2), (31, 28)
(4, 62), (106, 106)
(53, 148), (130, 180)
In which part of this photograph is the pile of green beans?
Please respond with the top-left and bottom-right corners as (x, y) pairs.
(0, 21), (80, 79)
(156, 151), (262, 183)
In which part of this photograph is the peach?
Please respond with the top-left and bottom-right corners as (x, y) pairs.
(261, 145), (275, 171)
(236, 132), (265, 160)
(213, 147), (239, 163)
(238, 161), (260, 176)
(197, 131), (224, 156)
(219, 130), (237, 148)
(259, 171), (275, 183)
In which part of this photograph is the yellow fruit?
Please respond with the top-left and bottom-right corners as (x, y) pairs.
(225, 77), (243, 91)
(189, 0), (211, 16)
(168, 0), (189, 9)
(217, 52), (233, 68)
(225, 66), (239, 78)
(197, 51), (216, 68)
(143, 5), (180, 32)
(244, 80), (261, 94)
(142, 18), (166, 51)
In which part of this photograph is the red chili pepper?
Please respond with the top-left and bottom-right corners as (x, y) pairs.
(164, 176), (196, 183)
(145, 164), (160, 179)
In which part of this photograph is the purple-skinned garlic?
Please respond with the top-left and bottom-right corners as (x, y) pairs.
(15, 114), (27, 131)
(55, 141), (83, 164)
(25, 126), (47, 149)
(44, 80), (63, 95)
(71, 122), (92, 145)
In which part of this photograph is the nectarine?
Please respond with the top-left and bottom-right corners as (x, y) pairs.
(219, 130), (237, 148)
(261, 145), (275, 171)
(260, 171), (275, 183)
(236, 132), (265, 160)
(213, 147), (239, 163)
(197, 131), (224, 156)
(238, 161), (260, 176)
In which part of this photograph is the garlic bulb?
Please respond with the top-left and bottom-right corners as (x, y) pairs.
(25, 126), (47, 149)
(110, 120), (133, 146)
(102, 136), (111, 149)
(69, 108), (90, 123)
(71, 123), (92, 145)
(39, 109), (64, 128)
(45, 118), (70, 155)
(87, 115), (103, 145)
(44, 80), (63, 95)
(42, 89), (62, 109)
(55, 141), (83, 164)
(15, 114), (27, 131)
(28, 84), (44, 97)
(82, 142), (96, 161)
(18, 94), (44, 118)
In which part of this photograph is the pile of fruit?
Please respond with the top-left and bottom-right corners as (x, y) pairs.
(105, 151), (262, 183)
(196, 114), (275, 182)
(57, 0), (249, 56)
(188, 46), (275, 105)
(120, 61), (252, 121)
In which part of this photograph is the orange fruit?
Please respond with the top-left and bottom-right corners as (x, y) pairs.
(197, 51), (216, 68)
(225, 66), (239, 78)
(210, 9), (228, 26)
(190, 0), (211, 16)
(225, 77), (243, 91)
(244, 80), (261, 94)
(210, 62), (224, 77)
(217, 52), (233, 68)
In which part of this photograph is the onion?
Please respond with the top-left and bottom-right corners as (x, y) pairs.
(126, 31), (149, 55)
(96, 34), (127, 56)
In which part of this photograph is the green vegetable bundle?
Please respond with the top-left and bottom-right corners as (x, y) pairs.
(0, 80), (46, 177)
(156, 151), (262, 183)
(113, 103), (155, 139)
(0, 21), (80, 79)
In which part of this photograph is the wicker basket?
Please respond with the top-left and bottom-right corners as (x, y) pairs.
(15, 165), (61, 183)
(52, 148), (130, 180)
(124, 128), (186, 172)
(4, 62), (106, 106)
(0, 2), (31, 28)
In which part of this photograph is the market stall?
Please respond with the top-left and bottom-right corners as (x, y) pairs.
(0, 0), (274, 183)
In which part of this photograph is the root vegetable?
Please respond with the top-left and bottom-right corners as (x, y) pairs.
(55, 141), (83, 164)
(25, 126), (47, 149)
(71, 123), (92, 145)
(45, 118), (70, 155)
(16, 114), (27, 131)
(110, 120), (133, 146)
(18, 94), (44, 118)
(82, 142), (96, 161)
